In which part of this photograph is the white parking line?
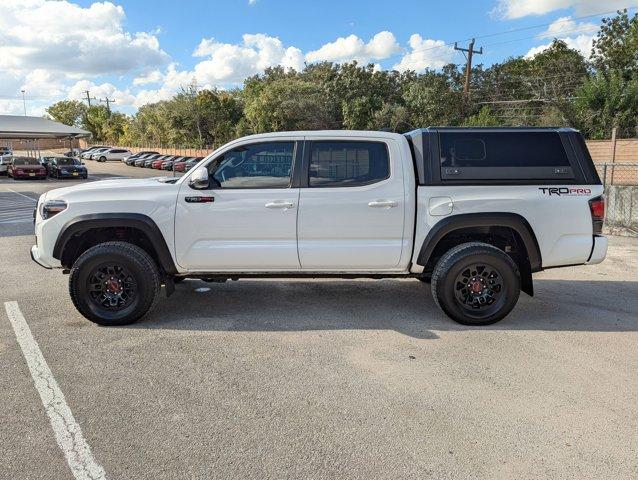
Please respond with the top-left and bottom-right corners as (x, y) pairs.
(3, 302), (107, 480)
(6, 188), (38, 202)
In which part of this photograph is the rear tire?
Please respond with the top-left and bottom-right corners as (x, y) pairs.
(69, 241), (161, 326)
(431, 242), (520, 326)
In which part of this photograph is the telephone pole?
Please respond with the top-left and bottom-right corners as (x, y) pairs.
(84, 90), (96, 107)
(454, 38), (483, 94)
(100, 97), (115, 115)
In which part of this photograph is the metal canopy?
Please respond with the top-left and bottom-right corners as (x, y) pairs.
(0, 115), (89, 139)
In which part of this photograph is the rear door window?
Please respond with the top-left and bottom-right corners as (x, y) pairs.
(439, 131), (575, 181)
(308, 141), (390, 187)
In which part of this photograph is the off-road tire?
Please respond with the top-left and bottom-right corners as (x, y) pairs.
(69, 241), (161, 326)
(431, 242), (520, 326)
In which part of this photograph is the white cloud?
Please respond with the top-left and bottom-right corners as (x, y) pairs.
(67, 80), (136, 107)
(393, 35), (456, 72)
(133, 70), (164, 86)
(305, 31), (400, 64)
(191, 34), (304, 84)
(494, 0), (636, 19)
(0, 0), (168, 76)
(248, 0), (258, 4)
(525, 16), (599, 57)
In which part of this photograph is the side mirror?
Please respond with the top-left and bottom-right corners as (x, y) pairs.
(188, 167), (210, 190)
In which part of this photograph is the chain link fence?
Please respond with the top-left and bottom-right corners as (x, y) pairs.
(595, 163), (638, 236)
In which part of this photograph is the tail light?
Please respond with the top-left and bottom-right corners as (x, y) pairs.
(589, 196), (605, 235)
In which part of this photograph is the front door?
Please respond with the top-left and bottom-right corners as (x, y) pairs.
(297, 139), (406, 270)
(175, 140), (301, 271)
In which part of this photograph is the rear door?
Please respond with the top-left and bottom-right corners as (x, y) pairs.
(297, 138), (406, 270)
(175, 139), (302, 271)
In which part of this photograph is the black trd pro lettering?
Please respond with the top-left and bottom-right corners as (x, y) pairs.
(539, 187), (591, 196)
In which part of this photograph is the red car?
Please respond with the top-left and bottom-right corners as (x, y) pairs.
(151, 155), (173, 169)
(7, 156), (47, 179)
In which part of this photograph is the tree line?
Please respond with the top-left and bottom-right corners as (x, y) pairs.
(46, 10), (637, 147)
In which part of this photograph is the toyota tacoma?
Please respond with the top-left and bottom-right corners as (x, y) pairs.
(31, 128), (607, 326)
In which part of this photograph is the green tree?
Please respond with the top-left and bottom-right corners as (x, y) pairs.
(243, 77), (333, 132)
(45, 100), (87, 127)
(82, 105), (111, 141)
(591, 9), (638, 80)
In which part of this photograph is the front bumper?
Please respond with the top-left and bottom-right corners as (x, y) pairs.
(31, 245), (53, 269)
(586, 235), (608, 265)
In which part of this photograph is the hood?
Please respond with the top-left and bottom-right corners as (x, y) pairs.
(46, 177), (179, 200)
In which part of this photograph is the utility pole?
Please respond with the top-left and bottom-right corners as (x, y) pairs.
(20, 89), (27, 116)
(84, 90), (96, 107)
(454, 38), (483, 94)
(100, 97), (115, 115)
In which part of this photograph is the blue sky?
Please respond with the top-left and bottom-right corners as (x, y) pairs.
(0, 0), (636, 116)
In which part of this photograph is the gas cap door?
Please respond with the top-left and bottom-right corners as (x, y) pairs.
(428, 196), (454, 216)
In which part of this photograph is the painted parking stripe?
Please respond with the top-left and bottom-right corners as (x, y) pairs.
(3, 302), (107, 480)
(0, 191), (37, 224)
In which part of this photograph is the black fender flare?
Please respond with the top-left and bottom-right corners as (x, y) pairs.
(416, 212), (542, 272)
(52, 213), (177, 274)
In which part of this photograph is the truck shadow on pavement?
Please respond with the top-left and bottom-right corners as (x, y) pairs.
(131, 278), (638, 339)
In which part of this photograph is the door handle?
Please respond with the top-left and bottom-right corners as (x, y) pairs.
(265, 201), (295, 209)
(368, 200), (398, 208)
(185, 196), (214, 203)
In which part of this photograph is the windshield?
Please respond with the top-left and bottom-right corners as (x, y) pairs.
(12, 157), (38, 165)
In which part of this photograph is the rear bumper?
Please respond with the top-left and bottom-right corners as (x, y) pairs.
(586, 235), (608, 265)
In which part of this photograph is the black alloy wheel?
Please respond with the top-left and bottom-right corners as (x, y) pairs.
(431, 242), (520, 326)
(69, 241), (161, 326)
(87, 263), (137, 311)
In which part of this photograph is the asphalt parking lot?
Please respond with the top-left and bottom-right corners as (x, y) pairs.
(1, 168), (637, 479)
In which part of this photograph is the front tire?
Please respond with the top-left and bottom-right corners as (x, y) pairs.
(69, 241), (161, 326)
(99, 156), (106, 162)
(431, 242), (520, 326)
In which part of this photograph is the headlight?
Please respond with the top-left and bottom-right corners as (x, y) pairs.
(41, 200), (67, 220)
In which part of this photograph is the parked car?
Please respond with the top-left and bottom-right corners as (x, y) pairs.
(7, 156), (47, 179)
(64, 148), (83, 157)
(86, 147), (111, 161)
(31, 128), (607, 327)
(93, 148), (132, 162)
(123, 151), (158, 163)
(152, 155), (177, 169)
(0, 146), (13, 156)
(161, 156), (185, 170)
(173, 157), (195, 172)
(0, 155), (11, 175)
(42, 156), (87, 179)
(144, 155), (167, 168)
(134, 154), (159, 167)
(80, 146), (110, 160)
(184, 157), (203, 172)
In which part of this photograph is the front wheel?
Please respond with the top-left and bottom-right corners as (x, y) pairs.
(431, 242), (520, 326)
(99, 156), (106, 162)
(69, 241), (161, 326)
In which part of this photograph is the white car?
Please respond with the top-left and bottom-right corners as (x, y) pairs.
(0, 155), (10, 174)
(92, 148), (132, 162)
(80, 146), (110, 160)
(31, 128), (607, 327)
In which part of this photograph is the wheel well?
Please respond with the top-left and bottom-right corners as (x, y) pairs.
(60, 227), (163, 272)
(422, 226), (534, 296)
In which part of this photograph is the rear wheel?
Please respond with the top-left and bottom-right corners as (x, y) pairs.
(431, 242), (520, 326)
(69, 241), (161, 326)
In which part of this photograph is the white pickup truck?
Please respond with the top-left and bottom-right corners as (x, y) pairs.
(31, 128), (607, 326)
